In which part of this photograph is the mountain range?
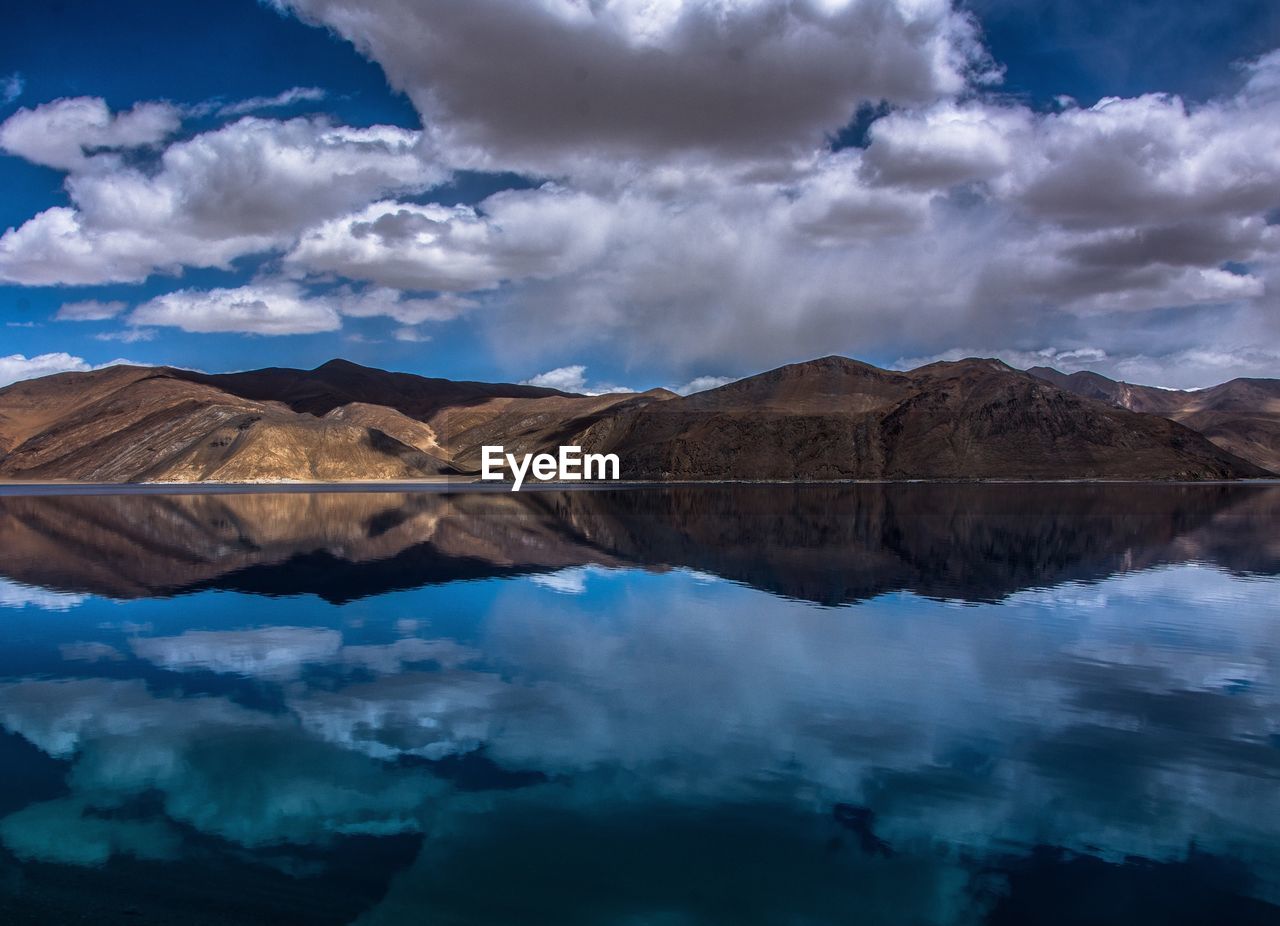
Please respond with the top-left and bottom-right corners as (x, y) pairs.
(0, 356), (1275, 482)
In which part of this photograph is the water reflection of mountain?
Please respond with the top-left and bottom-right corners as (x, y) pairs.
(0, 484), (1277, 605)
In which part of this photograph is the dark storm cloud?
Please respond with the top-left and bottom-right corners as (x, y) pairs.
(274, 0), (994, 172)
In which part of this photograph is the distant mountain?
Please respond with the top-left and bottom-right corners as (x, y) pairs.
(1028, 366), (1280, 474)
(0, 356), (1269, 483)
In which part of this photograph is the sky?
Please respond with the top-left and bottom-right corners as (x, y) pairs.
(1, 0), (1279, 391)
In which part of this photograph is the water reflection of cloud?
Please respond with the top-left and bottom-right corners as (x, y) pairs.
(0, 562), (1276, 913)
(0, 678), (447, 859)
(128, 627), (477, 680)
(59, 641), (125, 662)
(0, 577), (86, 611)
(130, 627), (344, 679)
(529, 567), (590, 594)
(0, 796), (183, 867)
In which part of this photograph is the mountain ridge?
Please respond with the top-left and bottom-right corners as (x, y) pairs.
(0, 356), (1272, 482)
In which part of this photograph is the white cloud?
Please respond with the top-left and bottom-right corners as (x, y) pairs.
(522, 365), (588, 393)
(393, 326), (430, 342)
(130, 281), (343, 335)
(520, 364), (631, 395)
(0, 352), (93, 387)
(0, 354), (140, 388)
(670, 375), (736, 395)
(126, 279), (475, 337)
(285, 189), (614, 290)
(0, 96), (180, 171)
(861, 100), (1030, 189)
(335, 287), (475, 324)
(0, 107), (445, 285)
(56, 299), (127, 321)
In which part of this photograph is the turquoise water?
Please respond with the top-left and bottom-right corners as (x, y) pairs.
(0, 484), (1277, 924)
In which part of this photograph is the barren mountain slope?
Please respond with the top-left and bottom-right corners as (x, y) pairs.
(1029, 367), (1280, 473)
(0, 366), (458, 481)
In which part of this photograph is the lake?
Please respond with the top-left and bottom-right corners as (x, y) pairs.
(0, 483), (1277, 924)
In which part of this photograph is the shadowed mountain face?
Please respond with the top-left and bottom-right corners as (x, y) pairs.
(0, 356), (1268, 482)
(1, 484), (1276, 606)
(1028, 366), (1280, 475)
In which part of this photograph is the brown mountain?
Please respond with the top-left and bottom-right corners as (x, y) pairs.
(0, 356), (1268, 483)
(576, 356), (1266, 480)
(1028, 366), (1280, 474)
(0, 365), (464, 482)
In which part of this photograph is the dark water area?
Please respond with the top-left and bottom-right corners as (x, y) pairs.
(0, 484), (1277, 924)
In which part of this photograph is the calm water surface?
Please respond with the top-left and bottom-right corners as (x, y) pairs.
(0, 484), (1277, 924)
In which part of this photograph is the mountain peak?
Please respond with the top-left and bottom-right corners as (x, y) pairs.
(314, 358), (373, 373)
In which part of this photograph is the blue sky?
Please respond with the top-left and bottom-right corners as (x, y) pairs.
(2, 0), (1279, 391)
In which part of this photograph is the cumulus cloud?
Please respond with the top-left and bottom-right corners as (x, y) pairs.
(520, 364), (632, 395)
(0, 96), (180, 171)
(522, 365), (589, 393)
(670, 375), (736, 395)
(285, 189), (615, 290)
(0, 352), (93, 387)
(0, 107), (445, 285)
(131, 281), (343, 335)
(128, 279), (475, 336)
(274, 0), (994, 173)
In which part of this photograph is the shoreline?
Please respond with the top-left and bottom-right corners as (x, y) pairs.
(1, 477), (1278, 497)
